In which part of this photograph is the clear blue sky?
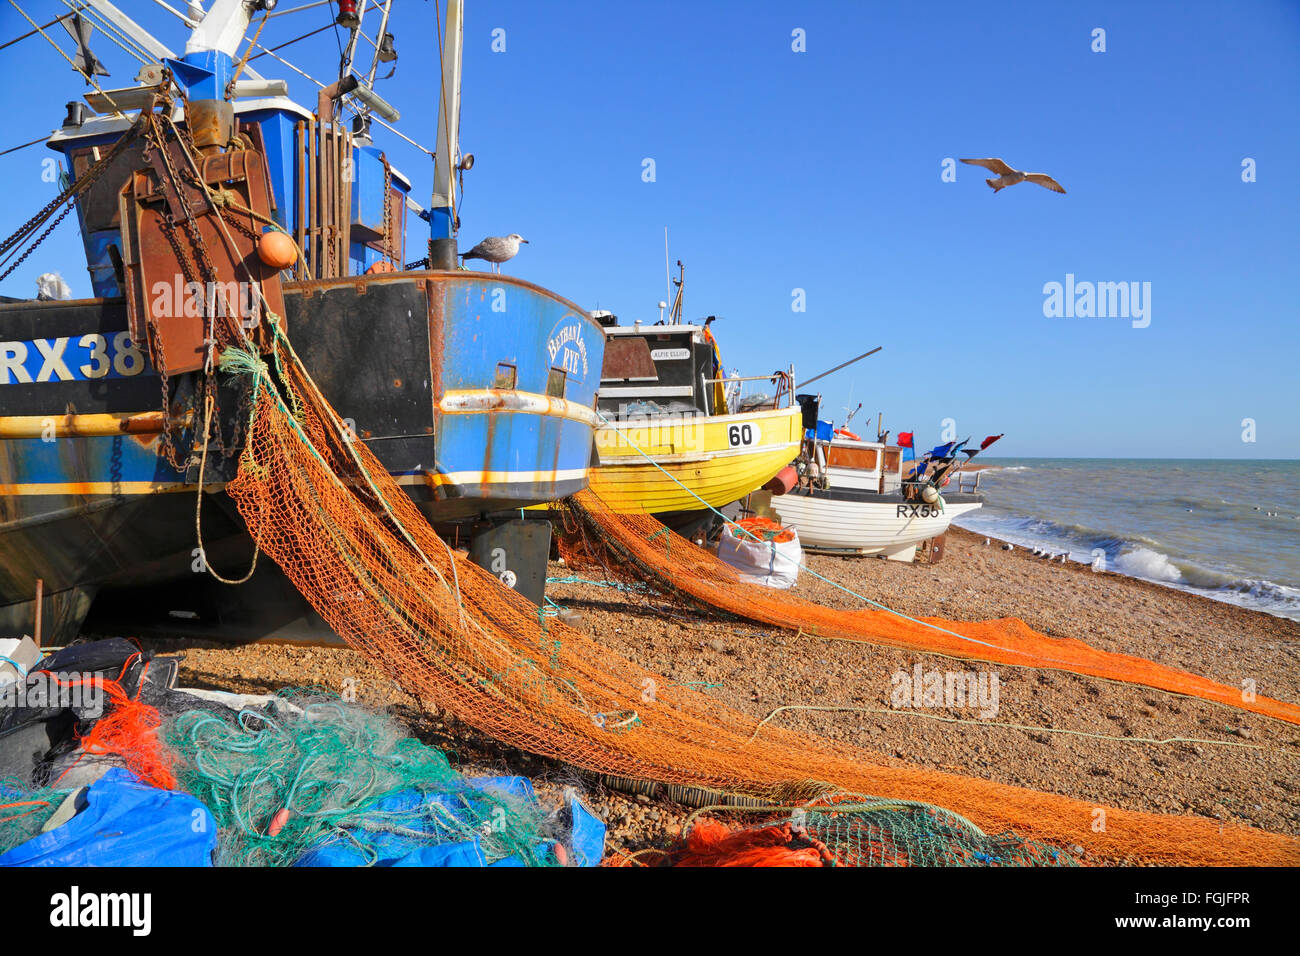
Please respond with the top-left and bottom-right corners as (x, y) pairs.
(2, 1), (1296, 458)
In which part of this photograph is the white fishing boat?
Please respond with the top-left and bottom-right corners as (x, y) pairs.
(766, 401), (995, 561)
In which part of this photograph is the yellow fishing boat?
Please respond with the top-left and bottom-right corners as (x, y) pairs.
(590, 309), (802, 528)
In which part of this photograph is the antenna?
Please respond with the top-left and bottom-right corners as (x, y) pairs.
(664, 227), (670, 307)
(796, 346), (882, 389)
(669, 260), (684, 324)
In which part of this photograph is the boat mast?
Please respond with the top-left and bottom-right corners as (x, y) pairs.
(429, 0), (464, 269)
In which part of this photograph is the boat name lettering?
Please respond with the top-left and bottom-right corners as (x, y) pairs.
(547, 320), (589, 379)
(650, 348), (690, 361)
(897, 504), (941, 518)
(0, 333), (150, 385)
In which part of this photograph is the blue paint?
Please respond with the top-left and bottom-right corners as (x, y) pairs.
(242, 107), (301, 230)
(164, 51), (233, 101)
(15, 97), (603, 516)
(429, 206), (454, 242)
(435, 277), (597, 397)
(351, 147), (389, 236)
(425, 276), (601, 504)
(83, 229), (124, 299)
(0, 433), (184, 487)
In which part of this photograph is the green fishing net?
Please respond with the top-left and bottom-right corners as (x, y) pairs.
(665, 797), (1081, 867)
(796, 799), (1081, 866)
(162, 689), (568, 867)
(0, 779), (70, 854)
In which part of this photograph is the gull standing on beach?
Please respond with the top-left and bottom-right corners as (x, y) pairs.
(460, 234), (529, 273)
(960, 158), (1066, 194)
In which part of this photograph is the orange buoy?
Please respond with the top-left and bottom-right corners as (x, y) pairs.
(257, 230), (297, 270)
(762, 465), (798, 496)
(365, 259), (397, 275)
(267, 807), (291, 836)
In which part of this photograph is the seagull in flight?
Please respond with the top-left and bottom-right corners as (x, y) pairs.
(460, 234), (529, 273)
(960, 158), (1066, 194)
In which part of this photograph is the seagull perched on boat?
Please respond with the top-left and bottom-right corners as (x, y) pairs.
(960, 158), (1066, 194)
(459, 234), (528, 273)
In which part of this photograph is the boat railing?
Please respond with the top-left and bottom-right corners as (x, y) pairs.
(956, 469), (983, 494)
(705, 370), (796, 415)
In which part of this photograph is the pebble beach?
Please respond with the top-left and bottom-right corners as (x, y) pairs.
(151, 525), (1300, 863)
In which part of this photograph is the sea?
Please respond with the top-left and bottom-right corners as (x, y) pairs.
(951, 459), (1300, 621)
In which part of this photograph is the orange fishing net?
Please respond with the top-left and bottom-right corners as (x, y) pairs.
(76, 678), (177, 791)
(212, 332), (1300, 866)
(728, 516), (797, 544)
(39, 660), (177, 791)
(566, 493), (1300, 728)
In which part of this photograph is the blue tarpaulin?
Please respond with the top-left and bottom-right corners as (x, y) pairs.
(0, 768), (217, 867)
(295, 776), (606, 867)
(804, 420), (834, 441)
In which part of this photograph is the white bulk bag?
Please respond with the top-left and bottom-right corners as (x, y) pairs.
(716, 527), (802, 589)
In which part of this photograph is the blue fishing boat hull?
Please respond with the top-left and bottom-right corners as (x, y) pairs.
(0, 272), (603, 638)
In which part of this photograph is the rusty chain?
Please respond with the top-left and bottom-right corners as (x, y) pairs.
(0, 121), (143, 282)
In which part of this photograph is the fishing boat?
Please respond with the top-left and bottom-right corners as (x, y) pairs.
(0, 1), (603, 641)
(768, 398), (992, 561)
(588, 264), (803, 531)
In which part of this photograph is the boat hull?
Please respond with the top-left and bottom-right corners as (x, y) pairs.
(588, 405), (802, 517)
(287, 271), (602, 519)
(0, 271), (604, 638)
(771, 487), (983, 559)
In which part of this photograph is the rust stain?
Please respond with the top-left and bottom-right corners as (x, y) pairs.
(424, 278), (445, 403)
(481, 409), (497, 501)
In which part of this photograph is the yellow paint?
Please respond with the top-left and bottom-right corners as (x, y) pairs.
(0, 481), (217, 495)
(0, 411), (168, 439)
(588, 405), (802, 515)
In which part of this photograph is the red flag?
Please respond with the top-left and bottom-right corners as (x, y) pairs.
(897, 432), (913, 448)
(980, 434), (1004, 450)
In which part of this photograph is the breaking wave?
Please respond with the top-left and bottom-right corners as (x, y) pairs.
(954, 509), (1300, 621)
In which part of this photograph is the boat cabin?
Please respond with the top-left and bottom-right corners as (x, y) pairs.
(805, 436), (906, 495)
(48, 96), (413, 298)
(596, 313), (785, 420)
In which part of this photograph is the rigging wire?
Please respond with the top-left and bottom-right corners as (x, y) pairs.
(148, 0), (431, 155)
(154, 0), (431, 155)
(62, 0), (150, 64)
(0, 8), (75, 52)
(7, 0), (129, 119)
(0, 135), (49, 157)
(266, 0), (335, 18)
(247, 21), (334, 61)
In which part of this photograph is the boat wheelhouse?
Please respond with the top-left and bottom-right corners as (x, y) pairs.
(589, 310), (802, 528)
(0, 1), (603, 641)
(769, 401), (984, 560)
